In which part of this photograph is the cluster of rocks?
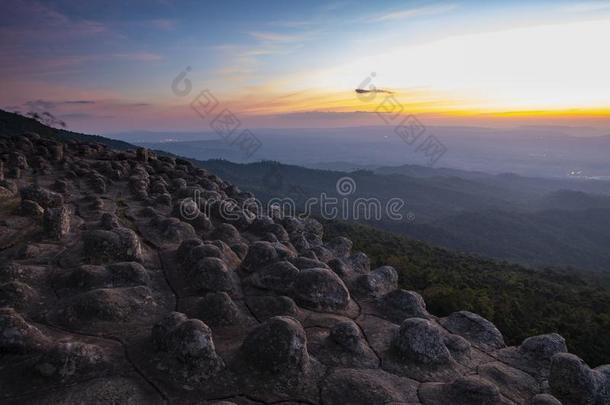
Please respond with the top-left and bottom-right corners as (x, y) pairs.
(0, 132), (608, 404)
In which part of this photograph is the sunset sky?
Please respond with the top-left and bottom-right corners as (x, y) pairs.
(1, 0), (610, 133)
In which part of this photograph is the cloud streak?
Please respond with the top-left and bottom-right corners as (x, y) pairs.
(559, 1), (610, 13)
(372, 4), (458, 22)
(248, 31), (305, 42)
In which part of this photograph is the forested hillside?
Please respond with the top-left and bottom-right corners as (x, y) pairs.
(323, 219), (610, 366)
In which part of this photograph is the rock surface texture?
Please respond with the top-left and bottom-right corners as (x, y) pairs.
(0, 132), (608, 404)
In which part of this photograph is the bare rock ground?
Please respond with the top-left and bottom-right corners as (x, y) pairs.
(0, 132), (608, 404)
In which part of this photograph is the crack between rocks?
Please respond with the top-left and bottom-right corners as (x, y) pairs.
(139, 236), (180, 313)
(241, 295), (262, 324)
(155, 249), (179, 312)
(352, 310), (386, 370)
(41, 322), (169, 403)
(0, 375), (114, 402)
(316, 366), (333, 405)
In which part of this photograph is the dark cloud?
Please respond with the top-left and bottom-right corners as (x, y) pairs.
(355, 88), (393, 94)
(59, 112), (114, 119)
(63, 100), (96, 104)
(23, 99), (96, 110)
(25, 99), (56, 110)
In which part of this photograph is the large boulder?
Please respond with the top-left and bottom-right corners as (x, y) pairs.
(83, 228), (143, 263)
(246, 261), (299, 293)
(303, 218), (323, 245)
(329, 320), (365, 353)
(348, 252), (370, 274)
(35, 342), (107, 382)
(353, 265), (398, 298)
(195, 292), (241, 326)
(20, 185), (63, 208)
(168, 319), (224, 373)
(241, 241), (279, 272)
(0, 281), (39, 310)
(549, 353), (600, 405)
(520, 333), (567, 361)
(291, 268), (350, 311)
(57, 262), (149, 291)
(152, 312), (188, 351)
(311, 320), (378, 369)
(59, 286), (155, 323)
(43, 206), (71, 240)
(439, 311), (505, 350)
(325, 236), (352, 258)
(152, 314), (224, 381)
(177, 239), (225, 268)
(105, 262), (151, 287)
(20, 199), (44, 218)
(0, 307), (49, 353)
(379, 289), (429, 322)
(149, 216), (197, 244)
(238, 316), (308, 374)
(392, 318), (451, 365)
(189, 257), (234, 292)
(210, 223), (241, 245)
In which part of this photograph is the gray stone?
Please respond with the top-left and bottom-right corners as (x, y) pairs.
(20, 199), (44, 218)
(35, 342), (107, 381)
(210, 223), (241, 245)
(61, 286), (154, 323)
(326, 236), (352, 258)
(154, 316), (225, 381)
(20, 185), (63, 209)
(152, 312), (188, 351)
(247, 261), (299, 293)
(439, 311), (505, 350)
(379, 289), (430, 322)
(0, 307), (49, 353)
(195, 292), (241, 326)
(392, 318), (451, 365)
(291, 267), (350, 311)
(241, 241), (279, 272)
(239, 316), (308, 374)
(190, 257), (233, 292)
(549, 353), (599, 405)
(353, 265), (398, 298)
(83, 228), (143, 263)
(311, 320), (379, 369)
(0, 281), (39, 310)
(520, 333), (567, 361)
(43, 206), (70, 239)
